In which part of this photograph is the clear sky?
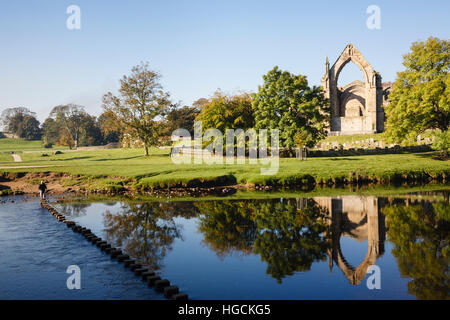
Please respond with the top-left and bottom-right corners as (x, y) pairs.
(0, 0), (449, 122)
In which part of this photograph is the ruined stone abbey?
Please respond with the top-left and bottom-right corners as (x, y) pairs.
(322, 44), (391, 135)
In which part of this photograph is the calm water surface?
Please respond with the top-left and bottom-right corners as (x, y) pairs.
(0, 191), (448, 300)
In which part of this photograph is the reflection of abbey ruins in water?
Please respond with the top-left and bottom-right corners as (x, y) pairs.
(300, 196), (387, 285)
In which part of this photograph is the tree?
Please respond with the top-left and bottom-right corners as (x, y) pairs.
(102, 62), (172, 156)
(49, 104), (88, 149)
(166, 105), (200, 136)
(0, 107), (41, 140)
(195, 91), (255, 133)
(252, 66), (329, 149)
(197, 199), (330, 283)
(19, 115), (41, 140)
(78, 114), (103, 146)
(98, 110), (122, 143)
(432, 129), (450, 159)
(385, 37), (450, 144)
(383, 202), (449, 299)
(41, 117), (60, 147)
(192, 97), (209, 109)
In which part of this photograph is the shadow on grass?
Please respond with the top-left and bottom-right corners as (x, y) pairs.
(328, 158), (361, 161)
(134, 170), (175, 180)
(415, 152), (448, 161)
(92, 156), (144, 161)
(53, 156), (92, 161)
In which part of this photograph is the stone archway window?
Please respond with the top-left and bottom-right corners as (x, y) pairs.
(321, 44), (385, 134)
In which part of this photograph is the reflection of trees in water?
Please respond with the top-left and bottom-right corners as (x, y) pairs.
(98, 194), (449, 296)
(103, 201), (198, 270)
(383, 201), (450, 300)
(57, 203), (91, 217)
(197, 199), (331, 283)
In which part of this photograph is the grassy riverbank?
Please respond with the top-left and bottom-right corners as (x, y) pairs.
(0, 147), (449, 194)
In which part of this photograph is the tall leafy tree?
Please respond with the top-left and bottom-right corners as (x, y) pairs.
(98, 110), (122, 143)
(385, 37), (450, 145)
(102, 62), (172, 156)
(49, 104), (88, 149)
(166, 105), (200, 136)
(195, 91), (255, 133)
(19, 115), (41, 140)
(0, 107), (41, 140)
(41, 117), (61, 147)
(252, 67), (329, 149)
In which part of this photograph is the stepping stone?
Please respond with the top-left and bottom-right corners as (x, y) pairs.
(155, 279), (170, 292)
(96, 241), (107, 247)
(110, 250), (123, 258)
(129, 264), (142, 271)
(100, 244), (111, 251)
(124, 259), (135, 267)
(116, 254), (129, 262)
(142, 271), (155, 281)
(164, 286), (179, 298)
(134, 268), (147, 276)
(147, 276), (161, 287)
(172, 293), (188, 300)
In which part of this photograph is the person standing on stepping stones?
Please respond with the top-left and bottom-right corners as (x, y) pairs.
(38, 181), (47, 199)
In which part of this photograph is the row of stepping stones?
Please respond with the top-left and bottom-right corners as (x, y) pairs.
(41, 200), (188, 300)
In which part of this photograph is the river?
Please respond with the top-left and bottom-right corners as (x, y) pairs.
(0, 189), (448, 299)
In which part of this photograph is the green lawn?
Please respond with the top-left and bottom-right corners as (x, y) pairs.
(0, 138), (68, 153)
(0, 147), (448, 190)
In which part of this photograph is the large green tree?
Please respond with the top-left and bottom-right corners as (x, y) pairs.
(0, 107), (41, 140)
(166, 105), (200, 136)
(98, 110), (122, 143)
(197, 199), (330, 283)
(49, 104), (89, 149)
(252, 67), (329, 149)
(385, 37), (450, 145)
(195, 91), (255, 133)
(102, 62), (172, 156)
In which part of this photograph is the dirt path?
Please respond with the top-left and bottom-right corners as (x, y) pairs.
(0, 172), (79, 195)
(11, 154), (22, 162)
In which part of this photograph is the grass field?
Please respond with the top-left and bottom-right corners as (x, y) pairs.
(0, 138), (68, 153)
(0, 145), (448, 191)
(322, 133), (383, 144)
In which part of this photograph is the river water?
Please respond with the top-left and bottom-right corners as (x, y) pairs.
(0, 190), (448, 300)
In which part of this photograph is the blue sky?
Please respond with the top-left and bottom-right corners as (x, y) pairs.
(0, 0), (449, 122)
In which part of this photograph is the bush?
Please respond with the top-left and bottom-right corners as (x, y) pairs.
(43, 142), (53, 148)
